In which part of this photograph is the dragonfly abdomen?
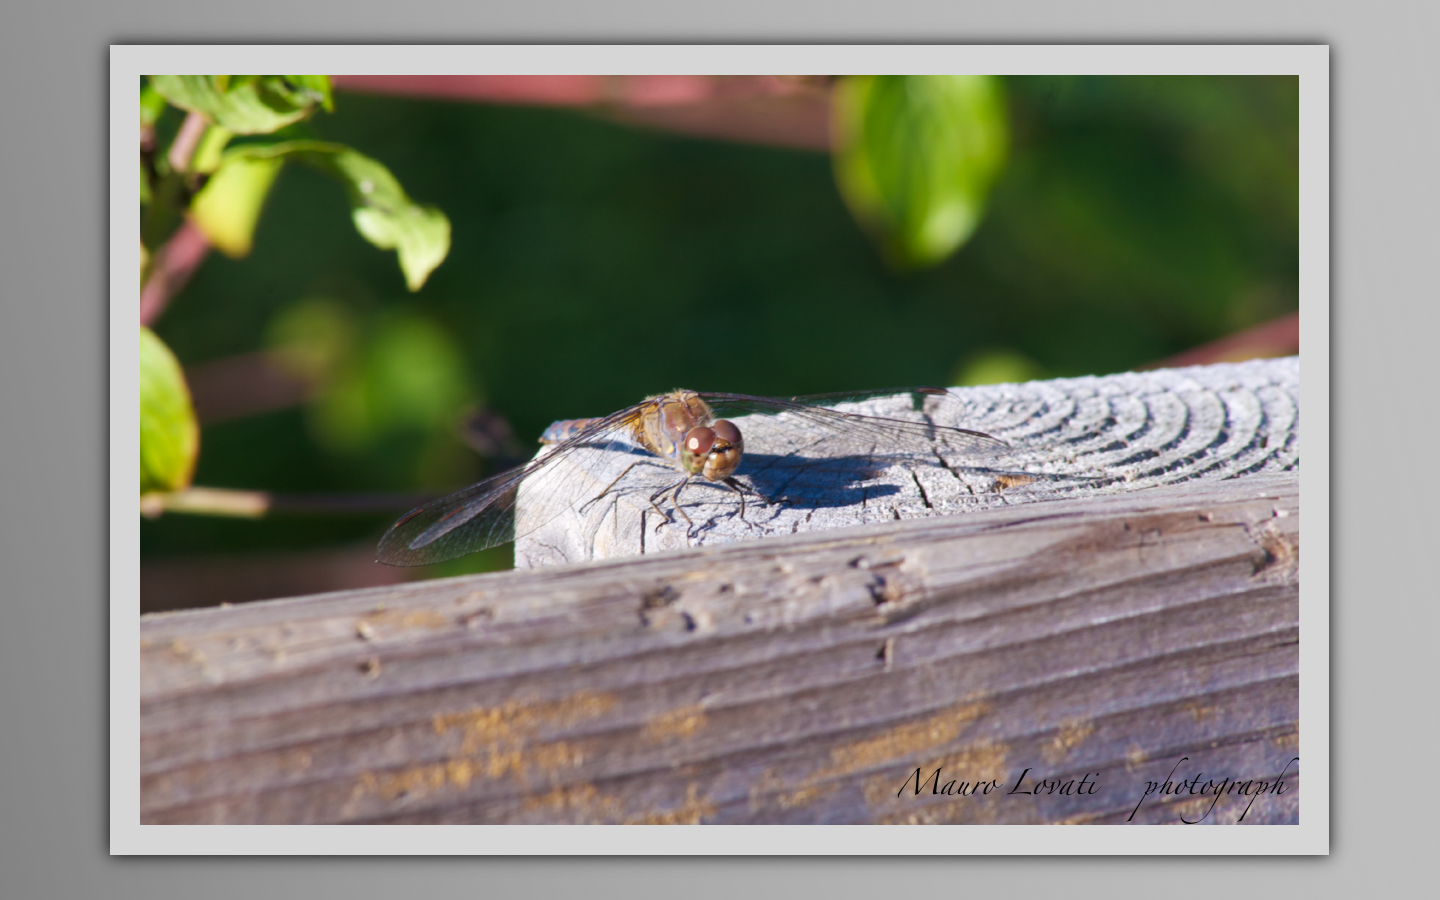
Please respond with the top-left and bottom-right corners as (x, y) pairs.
(539, 417), (605, 445)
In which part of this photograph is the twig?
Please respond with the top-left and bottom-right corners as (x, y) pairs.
(139, 219), (210, 326)
(140, 487), (433, 519)
(140, 112), (214, 326)
(167, 111), (209, 174)
(184, 351), (317, 425)
(1140, 312), (1298, 370)
(328, 75), (835, 150)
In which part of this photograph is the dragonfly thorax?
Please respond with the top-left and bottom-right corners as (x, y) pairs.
(635, 391), (744, 481)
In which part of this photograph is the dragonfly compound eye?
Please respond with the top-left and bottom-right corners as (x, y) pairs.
(679, 426), (717, 475)
(703, 420), (743, 481)
(685, 427), (717, 456)
(712, 419), (742, 448)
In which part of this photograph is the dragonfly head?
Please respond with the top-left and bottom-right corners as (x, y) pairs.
(681, 419), (743, 481)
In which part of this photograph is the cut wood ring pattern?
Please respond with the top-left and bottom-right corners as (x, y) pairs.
(517, 357), (1299, 566)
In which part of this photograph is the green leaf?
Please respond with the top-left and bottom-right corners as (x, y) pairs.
(189, 152), (284, 257)
(267, 303), (474, 456)
(833, 75), (1009, 269)
(225, 140), (451, 290)
(139, 328), (199, 494)
(263, 295), (360, 387)
(284, 75), (334, 112)
(950, 348), (1046, 387)
(147, 75), (329, 135)
(139, 80), (167, 128)
(189, 124), (233, 175)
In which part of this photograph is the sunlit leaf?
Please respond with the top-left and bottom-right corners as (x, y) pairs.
(189, 124), (233, 175)
(148, 75), (329, 135)
(833, 75), (1009, 269)
(139, 327), (199, 494)
(225, 140), (451, 290)
(287, 307), (475, 460)
(284, 75), (334, 112)
(188, 153), (284, 257)
(264, 296), (360, 387)
(950, 348), (1046, 387)
(363, 315), (472, 430)
(139, 80), (167, 128)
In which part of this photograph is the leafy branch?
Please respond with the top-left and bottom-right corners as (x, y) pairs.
(139, 75), (453, 514)
(139, 74), (1012, 521)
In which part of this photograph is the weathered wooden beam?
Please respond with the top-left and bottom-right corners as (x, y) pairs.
(140, 470), (1299, 824)
(516, 358), (1299, 567)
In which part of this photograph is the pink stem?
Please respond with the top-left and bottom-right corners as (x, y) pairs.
(167, 112), (208, 174)
(140, 219), (210, 326)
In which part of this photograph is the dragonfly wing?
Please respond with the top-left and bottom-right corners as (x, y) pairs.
(375, 409), (646, 566)
(700, 389), (1008, 461)
(375, 469), (526, 566)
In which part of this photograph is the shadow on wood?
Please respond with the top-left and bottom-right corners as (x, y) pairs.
(516, 358), (1300, 567)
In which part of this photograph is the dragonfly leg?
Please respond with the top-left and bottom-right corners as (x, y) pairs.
(722, 476), (756, 527)
(671, 480), (703, 537)
(648, 476), (693, 533)
(579, 459), (672, 515)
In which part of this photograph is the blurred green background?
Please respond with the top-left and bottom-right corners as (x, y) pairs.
(142, 75), (1298, 603)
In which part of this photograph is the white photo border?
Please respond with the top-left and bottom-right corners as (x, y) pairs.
(112, 44), (1328, 854)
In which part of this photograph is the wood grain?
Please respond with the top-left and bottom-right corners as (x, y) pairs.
(141, 471), (1300, 825)
(516, 358), (1300, 567)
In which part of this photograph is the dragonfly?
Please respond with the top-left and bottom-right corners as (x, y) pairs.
(375, 388), (1009, 566)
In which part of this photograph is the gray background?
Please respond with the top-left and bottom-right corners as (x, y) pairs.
(1, 0), (1431, 895)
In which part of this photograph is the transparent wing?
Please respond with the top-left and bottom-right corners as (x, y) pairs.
(378, 388), (1005, 566)
(375, 404), (652, 566)
(698, 387), (1008, 461)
